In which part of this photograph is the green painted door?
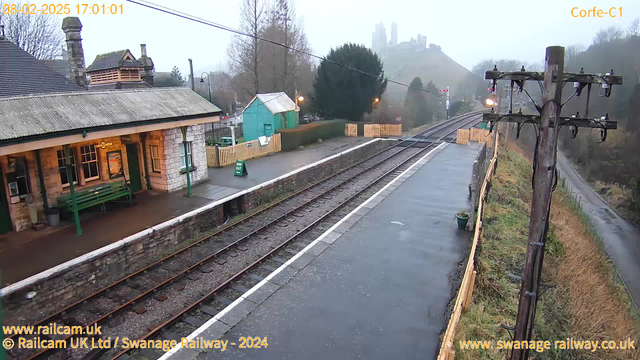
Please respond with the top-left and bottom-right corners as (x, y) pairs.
(0, 171), (13, 233)
(125, 143), (143, 193)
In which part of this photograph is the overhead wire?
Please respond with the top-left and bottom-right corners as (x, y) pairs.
(126, 0), (465, 100)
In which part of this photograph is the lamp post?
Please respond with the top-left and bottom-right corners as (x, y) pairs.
(200, 72), (212, 103)
(372, 97), (380, 123)
(295, 89), (304, 125)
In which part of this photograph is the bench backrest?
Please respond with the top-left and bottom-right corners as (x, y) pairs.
(57, 180), (128, 208)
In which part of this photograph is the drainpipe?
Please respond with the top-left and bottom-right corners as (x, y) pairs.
(64, 144), (82, 236)
(34, 149), (49, 212)
(140, 133), (152, 190)
(180, 126), (192, 197)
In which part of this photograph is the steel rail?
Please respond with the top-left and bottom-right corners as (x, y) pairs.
(15, 112), (481, 360)
(109, 113), (483, 360)
(10, 113), (470, 337)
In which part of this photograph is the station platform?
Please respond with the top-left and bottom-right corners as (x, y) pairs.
(207, 136), (370, 190)
(165, 142), (480, 360)
(0, 136), (371, 286)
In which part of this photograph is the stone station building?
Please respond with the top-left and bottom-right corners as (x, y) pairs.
(0, 88), (221, 234)
(0, 16), (222, 234)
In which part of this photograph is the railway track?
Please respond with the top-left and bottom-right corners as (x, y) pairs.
(5, 112), (482, 360)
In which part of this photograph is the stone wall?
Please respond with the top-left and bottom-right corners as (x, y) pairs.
(1, 138), (392, 322)
(0, 152), (46, 231)
(145, 130), (168, 191)
(243, 139), (391, 211)
(2, 203), (224, 324)
(0, 134), (148, 231)
(0, 125), (210, 232)
(163, 125), (208, 192)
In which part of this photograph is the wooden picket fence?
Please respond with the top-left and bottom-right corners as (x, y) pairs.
(437, 134), (500, 360)
(364, 124), (381, 138)
(470, 128), (494, 147)
(457, 128), (494, 148)
(456, 129), (470, 145)
(345, 123), (358, 137)
(363, 124), (402, 138)
(206, 133), (281, 167)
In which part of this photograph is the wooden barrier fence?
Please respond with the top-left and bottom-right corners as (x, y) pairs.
(345, 123), (358, 137)
(379, 124), (402, 136)
(206, 133), (281, 167)
(363, 124), (402, 138)
(364, 124), (381, 138)
(437, 133), (499, 360)
(457, 128), (493, 148)
(456, 129), (470, 145)
(470, 128), (494, 148)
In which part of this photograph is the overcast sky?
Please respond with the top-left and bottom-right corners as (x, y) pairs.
(63, 0), (640, 77)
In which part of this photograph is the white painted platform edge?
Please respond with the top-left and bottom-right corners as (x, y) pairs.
(1, 138), (383, 297)
(159, 141), (448, 360)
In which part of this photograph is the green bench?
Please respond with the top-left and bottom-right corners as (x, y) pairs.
(57, 180), (132, 218)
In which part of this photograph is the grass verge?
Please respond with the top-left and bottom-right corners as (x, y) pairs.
(454, 146), (639, 360)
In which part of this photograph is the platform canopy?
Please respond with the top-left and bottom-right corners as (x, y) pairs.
(0, 87), (222, 144)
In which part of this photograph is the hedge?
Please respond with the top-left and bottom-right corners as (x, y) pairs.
(277, 119), (346, 151)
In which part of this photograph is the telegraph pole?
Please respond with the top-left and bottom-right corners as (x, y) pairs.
(511, 46), (563, 360)
(482, 45), (622, 360)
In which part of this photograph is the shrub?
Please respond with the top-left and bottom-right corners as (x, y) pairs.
(277, 120), (346, 151)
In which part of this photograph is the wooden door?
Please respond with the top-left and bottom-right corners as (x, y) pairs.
(125, 143), (143, 193)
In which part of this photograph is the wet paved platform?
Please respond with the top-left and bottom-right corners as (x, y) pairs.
(165, 142), (480, 360)
(207, 136), (370, 190)
(0, 137), (371, 286)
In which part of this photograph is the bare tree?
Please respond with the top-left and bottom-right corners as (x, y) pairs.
(258, 0), (312, 98)
(0, 1), (63, 59)
(628, 18), (640, 37)
(593, 26), (623, 44)
(565, 44), (585, 67)
(209, 71), (233, 92)
(227, 0), (266, 100)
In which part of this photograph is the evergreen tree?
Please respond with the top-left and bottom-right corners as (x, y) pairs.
(312, 43), (387, 121)
(404, 77), (429, 128)
(170, 66), (184, 83)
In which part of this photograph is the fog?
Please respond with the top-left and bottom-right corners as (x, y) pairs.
(70, 0), (640, 76)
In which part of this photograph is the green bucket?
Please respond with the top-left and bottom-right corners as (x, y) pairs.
(456, 214), (469, 229)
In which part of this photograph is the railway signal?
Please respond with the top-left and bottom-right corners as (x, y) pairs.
(484, 46), (622, 360)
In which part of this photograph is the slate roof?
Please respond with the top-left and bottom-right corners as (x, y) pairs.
(41, 59), (72, 79)
(0, 88), (222, 143)
(86, 50), (143, 72)
(243, 92), (298, 115)
(0, 39), (84, 98)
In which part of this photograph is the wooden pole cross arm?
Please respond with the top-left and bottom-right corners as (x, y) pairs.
(485, 71), (622, 86)
(482, 113), (617, 130)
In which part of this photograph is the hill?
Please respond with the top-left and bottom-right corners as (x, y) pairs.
(380, 44), (472, 102)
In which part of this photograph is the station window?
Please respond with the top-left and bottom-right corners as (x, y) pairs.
(57, 148), (78, 186)
(80, 145), (100, 181)
(15, 157), (30, 195)
(150, 145), (161, 173)
(7, 157), (31, 196)
(178, 142), (193, 171)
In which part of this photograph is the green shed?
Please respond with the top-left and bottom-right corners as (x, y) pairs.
(242, 92), (299, 141)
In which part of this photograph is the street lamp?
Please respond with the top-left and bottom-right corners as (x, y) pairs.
(296, 94), (304, 106)
(200, 72), (212, 103)
(372, 97), (380, 123)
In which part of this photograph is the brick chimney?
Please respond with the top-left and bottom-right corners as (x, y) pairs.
(139, 44), (155, 86)
(62, 17), (87, 89)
